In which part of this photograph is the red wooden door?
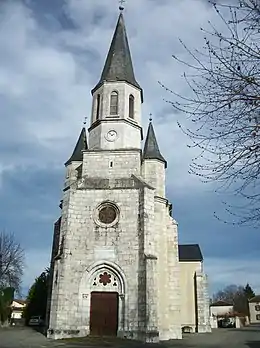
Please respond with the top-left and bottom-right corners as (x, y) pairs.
(90, 292), (119, 336)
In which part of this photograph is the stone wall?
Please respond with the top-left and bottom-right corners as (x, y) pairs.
(47, 175), (156, 341)
(141, 160), (165, 198)
(91, 81), (142, 126)
(142, 187), (159, 342)
(89, 81), (142, 151)
(195, 271), (211, 333)
(45, 217), (61, 329)
(165, 216), (182, 339)
(142, 158), (182, 340)
(82, 149), (141, 179)
(179, 261), (202, 332)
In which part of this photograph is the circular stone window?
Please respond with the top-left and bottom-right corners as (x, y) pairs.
(96, 202), (119, 227)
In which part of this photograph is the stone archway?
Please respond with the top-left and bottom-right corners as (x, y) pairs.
(79, 261), (126, 337)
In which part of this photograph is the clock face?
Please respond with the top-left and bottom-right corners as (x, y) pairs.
(105, 130), (118, 142)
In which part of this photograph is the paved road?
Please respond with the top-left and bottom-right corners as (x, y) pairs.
(0, 326), (259, 348)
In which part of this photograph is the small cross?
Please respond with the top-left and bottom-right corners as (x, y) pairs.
(119, 0), (125, 11)
(149, 113), (153, 122)
(83, 116), (87, 125)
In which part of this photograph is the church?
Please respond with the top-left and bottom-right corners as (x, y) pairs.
(46, 9), (211, 342)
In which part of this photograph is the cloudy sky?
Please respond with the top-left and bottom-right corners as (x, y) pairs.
(0, 0), (259, 297)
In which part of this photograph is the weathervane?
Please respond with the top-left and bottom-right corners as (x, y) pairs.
(149, 113), (153, 122)
(119, 0), (125, 12)
(83, 116), (87, 126)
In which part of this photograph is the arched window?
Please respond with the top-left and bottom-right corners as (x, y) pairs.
(96, 94), (101, 120)
(129, 94), (134, 119)
(110, 91), (119, 115)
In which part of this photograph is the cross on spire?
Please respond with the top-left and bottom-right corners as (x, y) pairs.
(119, 0), (125, 11)
(91, 4), (143, 100)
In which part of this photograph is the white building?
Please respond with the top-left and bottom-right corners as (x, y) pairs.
(46, 10), (211, 342)
(210, 301), (234, 318)
(249, 295), (260, 324)
(10, 299), (26, 320)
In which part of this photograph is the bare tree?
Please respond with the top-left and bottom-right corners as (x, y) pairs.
(162, 0), (260, 225)
(213, 283), (255, 315)
(0, 231), (24, 292)
(213, 284), (243, 303)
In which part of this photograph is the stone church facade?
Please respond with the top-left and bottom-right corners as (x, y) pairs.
(46, 11), (211, 342)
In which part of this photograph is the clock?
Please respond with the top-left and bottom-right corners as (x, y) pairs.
(105, 129), (118, 142)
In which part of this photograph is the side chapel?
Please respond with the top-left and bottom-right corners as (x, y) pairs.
(46, 10), (211, 343)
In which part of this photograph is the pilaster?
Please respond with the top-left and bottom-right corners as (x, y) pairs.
(195, 271), (212, 333)
(165, 216), (182, 340)
(142, 187), (159, 343)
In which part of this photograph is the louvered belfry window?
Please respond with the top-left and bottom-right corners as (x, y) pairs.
(110, 91), (119, 115)
(129, 94), (134, 119)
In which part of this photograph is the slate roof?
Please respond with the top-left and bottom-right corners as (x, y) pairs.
(210, 300), (233, 307)
(249, 295), (260, 303)
(143, 121), (167, 167)
(13, 299), (26, 305)
(91, 13), (143, 100)
(65, 128), (87, 165)
(178, 244), (203, 262)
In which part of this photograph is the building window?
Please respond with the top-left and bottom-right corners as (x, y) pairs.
(110, 91), (118, 115)
(99, 205), (117, 225)
(96, 94), (101, 120)
(255, 305), (260, 311)
(256, 314), (260, 321)
(129, 94), (134, 119)
(95, 202), (120, 227)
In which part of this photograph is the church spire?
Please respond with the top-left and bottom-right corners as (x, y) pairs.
(143, 120), (167, 168)
(91, 12), (142, 98)
(65, 127), (87, 165)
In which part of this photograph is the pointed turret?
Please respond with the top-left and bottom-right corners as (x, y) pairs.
(65, 128), (87, 165)
(143, 121), (167, 168)
(91, 13), (143, 99)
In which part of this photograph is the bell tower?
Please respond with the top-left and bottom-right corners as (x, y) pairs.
(47, 6), (185, 343)
(88, 12), (143, 151)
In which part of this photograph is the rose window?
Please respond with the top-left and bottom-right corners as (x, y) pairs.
(95, 202), (119, 227)
(92, 272), (119, 289)
(99, 206), (117, 224)
(99, 272), (111, 286)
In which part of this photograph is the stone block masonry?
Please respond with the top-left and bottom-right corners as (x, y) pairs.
(195, 271), (211, 333)
(47, 9), (211, 343)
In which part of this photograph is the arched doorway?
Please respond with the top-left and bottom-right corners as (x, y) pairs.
(81, 262), (126, 337)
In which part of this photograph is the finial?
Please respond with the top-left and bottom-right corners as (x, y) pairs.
(83, 116), (87, 126)
(149, 113), (153, 122)
(119, 0), (125, 12)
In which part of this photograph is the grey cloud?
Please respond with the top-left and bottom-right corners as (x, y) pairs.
(0, 0), (257, 292)
(0, 166), (62, 248)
